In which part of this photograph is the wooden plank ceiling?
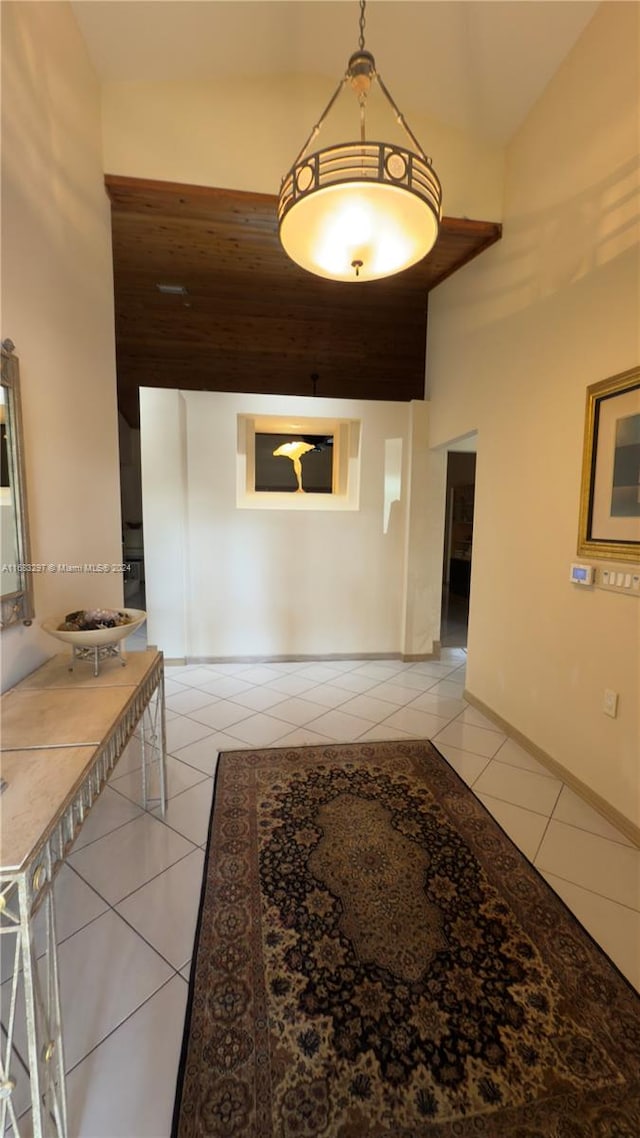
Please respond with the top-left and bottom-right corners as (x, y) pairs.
(106, 175), (501, 426)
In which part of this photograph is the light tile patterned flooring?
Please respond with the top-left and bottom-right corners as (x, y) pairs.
(5, 648), (640, 1136)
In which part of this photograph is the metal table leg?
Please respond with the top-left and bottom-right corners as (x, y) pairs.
(139, 673), (167, 816)
(1, 852), (67, 1137)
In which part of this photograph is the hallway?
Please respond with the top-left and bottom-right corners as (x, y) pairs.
(440, 587), (469, 648)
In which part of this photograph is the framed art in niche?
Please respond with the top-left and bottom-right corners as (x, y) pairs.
(237, 414), (360, 511)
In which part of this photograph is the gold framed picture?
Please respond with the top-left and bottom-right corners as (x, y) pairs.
(577, 366), (640, 563)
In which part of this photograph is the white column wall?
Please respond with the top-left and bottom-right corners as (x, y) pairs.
(139, 389), (189, 659)
(402, 401), (447, 658)
(140, 389), (438, 660)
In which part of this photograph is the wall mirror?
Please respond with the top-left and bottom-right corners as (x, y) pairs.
(1, 339), (34, 628)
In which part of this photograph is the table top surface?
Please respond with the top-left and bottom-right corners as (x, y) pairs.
(0, 649), (162, 874)
(0, 746), (98, 872)
(15, 649), (159, 692)
(1, 685), (145, 750)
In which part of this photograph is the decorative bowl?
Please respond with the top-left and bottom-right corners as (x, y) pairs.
(41, 609), (147, 648)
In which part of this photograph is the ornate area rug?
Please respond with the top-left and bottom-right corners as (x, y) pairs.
(172, 740), (640, 1137)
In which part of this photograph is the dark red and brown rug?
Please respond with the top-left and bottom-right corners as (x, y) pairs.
(172, 740), (640, 1137)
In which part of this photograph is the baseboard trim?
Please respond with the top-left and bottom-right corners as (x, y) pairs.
(402, 641), (441, 663)
(180, 651), (440, 665)
(463, 690), (640, 849)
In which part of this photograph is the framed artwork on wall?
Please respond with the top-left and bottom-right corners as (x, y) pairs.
(577, 366), (640, 562)
(236, 414), (361, 511)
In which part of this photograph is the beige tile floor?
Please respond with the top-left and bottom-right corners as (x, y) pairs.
(4, 647), (639, 1136)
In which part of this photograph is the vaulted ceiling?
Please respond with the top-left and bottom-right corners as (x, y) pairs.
(107, 176), (501, 426)
(76, 2), (599, 145)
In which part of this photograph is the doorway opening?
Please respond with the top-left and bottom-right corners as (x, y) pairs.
(441, 450), (476, 647)
(118, 414), (146, 611)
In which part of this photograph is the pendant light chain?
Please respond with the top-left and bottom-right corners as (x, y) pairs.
(358, 0), (366, 50)
(357, 0), (368, 143)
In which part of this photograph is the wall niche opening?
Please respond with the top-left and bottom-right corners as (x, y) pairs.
(237, 413), (360, 511)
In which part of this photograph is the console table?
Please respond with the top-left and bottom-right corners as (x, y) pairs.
(0, 648), (166, 1138)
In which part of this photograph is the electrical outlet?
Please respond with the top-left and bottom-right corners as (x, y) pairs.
(603, 689), (619, 718)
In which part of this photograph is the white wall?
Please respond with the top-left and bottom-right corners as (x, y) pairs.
(100, 72), (504, 221)
(427, 2), (640, 827)
(1, 1), (123, 690)
(141, 389), (442, 660)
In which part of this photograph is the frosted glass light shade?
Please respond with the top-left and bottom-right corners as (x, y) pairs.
(278, 141), (442, 283)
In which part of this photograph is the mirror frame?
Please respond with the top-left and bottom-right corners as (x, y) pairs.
(1, 339), (34, 629)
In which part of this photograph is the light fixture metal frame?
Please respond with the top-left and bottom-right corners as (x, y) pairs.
(278, 138), (442, 234)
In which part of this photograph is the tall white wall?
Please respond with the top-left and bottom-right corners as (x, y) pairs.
(100, 72), (504, 221)
(427, 2), (640, 827)
(1, 1), (122, 690)
(140, 389), (441, 660)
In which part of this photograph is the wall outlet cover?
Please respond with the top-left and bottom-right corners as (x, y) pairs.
(603, 689), (619, 718)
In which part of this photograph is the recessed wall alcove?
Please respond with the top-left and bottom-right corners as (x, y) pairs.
(237, 414), (361, 511)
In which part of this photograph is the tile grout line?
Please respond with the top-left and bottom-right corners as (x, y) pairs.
(60, 973), (187, 1085)
(69, 830), (200, 910)
(536, 867), (640, 916)
(485, 755), (561, 782)
(66, 798), (145, 854)
(531, 779), (565, 863)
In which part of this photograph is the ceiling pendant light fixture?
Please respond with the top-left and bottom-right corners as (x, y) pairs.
(278, 0), (442, 283)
